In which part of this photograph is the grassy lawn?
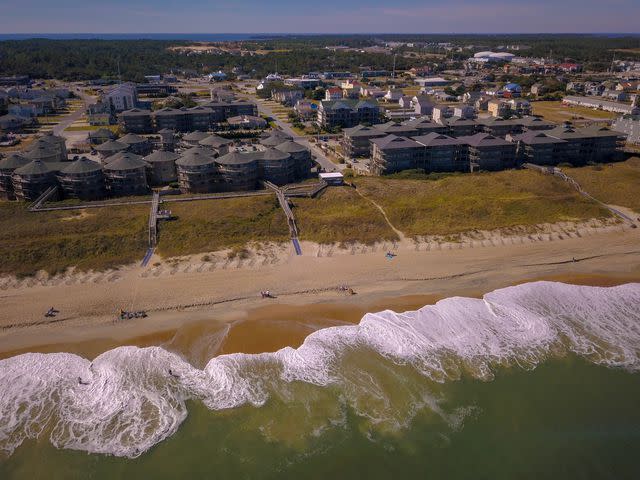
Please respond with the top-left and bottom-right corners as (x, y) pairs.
(156, 196), (289, 258)
(566, 157), (640, 213)
(0, 202), (148, 276)
(65, 125), (119, 132)
(292, 186), (398, 245)
(532, 101), (618, 123)
(353, 170), (611, 238)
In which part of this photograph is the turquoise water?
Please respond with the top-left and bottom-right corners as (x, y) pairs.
(1, 282), (639, 479)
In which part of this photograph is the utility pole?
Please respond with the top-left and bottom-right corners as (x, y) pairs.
(392, 54), (397, 79)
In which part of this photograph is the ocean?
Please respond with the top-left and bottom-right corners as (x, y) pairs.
(1, 281), (639, 479)
(0, 34), (273, 42)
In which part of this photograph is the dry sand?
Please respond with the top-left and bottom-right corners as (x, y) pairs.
(1, 219), (639, 359)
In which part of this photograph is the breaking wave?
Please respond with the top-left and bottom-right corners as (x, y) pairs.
(1, 281), (639, 458)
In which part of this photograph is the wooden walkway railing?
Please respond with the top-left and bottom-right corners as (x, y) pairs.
(28, 186), (59, 211)
(263, 181), (302, 255)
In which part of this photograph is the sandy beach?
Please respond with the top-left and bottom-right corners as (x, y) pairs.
(1, 218), (639, 359)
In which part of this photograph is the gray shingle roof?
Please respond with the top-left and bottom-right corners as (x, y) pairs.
(275, 140), (308, 153)
(118, 133), (147, 144)
(458, 133), (512, 147)
(183, 131), (210, 142)
(61, 157), (103, 175)
(261, 148), (291, 161)
(371, 134), (422, 150)
(14, 159), (54, 176)
(175, 149), (216, 167)
(199, 134), (233, 148)
(215, 151), (258, 166)
(143, 150), (180, 163)
(413, 132), (464, 147)
(0, 153), (30, 171)
(94, 140), (128, 152)
(104, 152), (147, 171)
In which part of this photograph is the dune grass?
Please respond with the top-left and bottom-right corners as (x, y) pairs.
(156, 196), (289, 258)
(354, 170), (611, 238)
(292, 186), (398, 245)
(566, 158), (640, 213)
(0, 201), (148, 277)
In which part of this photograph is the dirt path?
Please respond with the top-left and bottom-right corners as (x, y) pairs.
(353, 188), (408, 242)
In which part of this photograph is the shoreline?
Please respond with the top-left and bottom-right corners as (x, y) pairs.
(1, 220), (639, 359)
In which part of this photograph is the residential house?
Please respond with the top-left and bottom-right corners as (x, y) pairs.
(453, 105), (476, 119)
(272, 89), (304, 106)
(384, 89), (403, 102)
(432, 105), (453, 123)
(488, 99), (511, 117)
(506, 98), (532, 116)
(530, 83), (547, 96)
(325, 87), (343, 101)
(412, 95), (435, 116)
(398, 96), (413, 109)
(294, 100), (317, 120)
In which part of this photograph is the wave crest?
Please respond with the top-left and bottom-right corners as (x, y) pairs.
(0, 281), (638, 458)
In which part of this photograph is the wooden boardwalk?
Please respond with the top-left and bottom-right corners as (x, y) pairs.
(264, 181), (303, 255)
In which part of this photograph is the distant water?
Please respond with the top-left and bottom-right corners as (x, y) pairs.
(0, 33), (277, 42)
(1, 281), (639, 478)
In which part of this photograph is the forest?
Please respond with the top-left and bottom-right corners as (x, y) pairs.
(0, 34), (639, 82)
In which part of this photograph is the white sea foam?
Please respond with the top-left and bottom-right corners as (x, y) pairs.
(0, 281), (638, 458)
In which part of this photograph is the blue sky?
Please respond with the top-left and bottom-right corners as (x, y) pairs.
(1, 0), (639, 34)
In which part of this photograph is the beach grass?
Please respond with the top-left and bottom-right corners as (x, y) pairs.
(155, 195), (290, 257)
(354, 169), (611, 237)
(292, 186), (399, 245)
(0, 201), (148, 277)
(565, 157), (640, 213)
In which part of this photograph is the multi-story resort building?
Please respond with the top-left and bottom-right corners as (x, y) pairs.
(119, 100), (259, 133)
(317, 99), (381, 128)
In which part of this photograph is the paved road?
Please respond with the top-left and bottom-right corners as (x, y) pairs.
(239, 93), (344, 173)
(52, 87), (96, 136)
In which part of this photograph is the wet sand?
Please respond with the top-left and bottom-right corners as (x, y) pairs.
(1, 222), (639, 359)
(1, 270), (638, 365)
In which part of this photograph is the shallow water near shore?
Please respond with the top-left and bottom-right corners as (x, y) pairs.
(1, 281), (639, 479)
